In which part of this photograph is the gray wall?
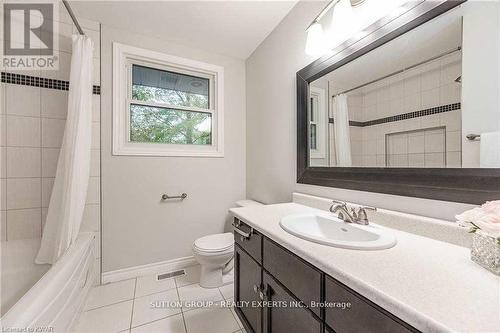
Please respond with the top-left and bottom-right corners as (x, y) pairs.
(246, 1), (477, 221)
(100, 26), (246, 272)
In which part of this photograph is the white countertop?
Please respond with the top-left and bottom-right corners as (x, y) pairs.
(230, 203), (500, 333)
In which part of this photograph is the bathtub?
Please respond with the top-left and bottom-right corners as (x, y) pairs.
(0, 232), (97, 332)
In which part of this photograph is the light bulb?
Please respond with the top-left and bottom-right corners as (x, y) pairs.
(305, 22), (327, 56)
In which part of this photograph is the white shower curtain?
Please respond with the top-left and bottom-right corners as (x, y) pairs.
(36, 35), (94, 264)
(333, 94), (352, 167)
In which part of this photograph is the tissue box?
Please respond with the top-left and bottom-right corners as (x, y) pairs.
(471, 230), (500, 276)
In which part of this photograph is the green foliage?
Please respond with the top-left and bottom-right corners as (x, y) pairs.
(130, 85), (211, 145)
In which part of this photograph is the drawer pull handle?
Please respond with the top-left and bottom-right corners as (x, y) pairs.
(232, 223), (251, 240)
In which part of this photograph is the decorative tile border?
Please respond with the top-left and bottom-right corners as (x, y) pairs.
(328, 102), (460, 127)
(1, 72), (101, 95)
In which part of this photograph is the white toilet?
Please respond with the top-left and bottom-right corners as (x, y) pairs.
(193, 200), (262, 288)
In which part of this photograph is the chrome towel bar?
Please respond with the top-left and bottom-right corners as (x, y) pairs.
(161, 193), (187, 201)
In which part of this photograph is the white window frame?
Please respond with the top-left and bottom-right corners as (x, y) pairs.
(112, 42), (224, 157)
(309, 87), (327, 159)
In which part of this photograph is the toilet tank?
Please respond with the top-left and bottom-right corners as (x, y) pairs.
(235, 199), (263, 207)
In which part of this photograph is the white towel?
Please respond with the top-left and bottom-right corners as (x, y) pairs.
(480, 131), (500, 167)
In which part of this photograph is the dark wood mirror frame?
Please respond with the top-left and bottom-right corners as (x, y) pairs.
(297, 0), (500, 205)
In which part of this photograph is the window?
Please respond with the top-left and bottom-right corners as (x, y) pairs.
(113, 43), (224, 156)
(309, 87), (326, 159)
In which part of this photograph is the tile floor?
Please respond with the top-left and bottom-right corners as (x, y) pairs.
(73, 265), (246, 333)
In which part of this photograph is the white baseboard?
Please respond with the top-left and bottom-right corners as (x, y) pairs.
(101, 256), (197, 284)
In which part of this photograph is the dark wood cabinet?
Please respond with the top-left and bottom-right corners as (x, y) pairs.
(263, 237), (322, 317)
(262, 272), (322, 333)
(324, 276), (418, 333)
(234, 245), (262, 333)
(234, 218), (262, 263)
(233, 218), (420, 333)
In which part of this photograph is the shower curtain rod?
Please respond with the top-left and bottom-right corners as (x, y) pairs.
(62, 0), (85, 35)
(333, 46), (462, 97)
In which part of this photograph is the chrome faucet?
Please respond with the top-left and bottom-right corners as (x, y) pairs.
(329, 200), (376, 225)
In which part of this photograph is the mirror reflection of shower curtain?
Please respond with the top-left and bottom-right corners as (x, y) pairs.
(332, 94), (352, 166)
(36, 35), (94, 264)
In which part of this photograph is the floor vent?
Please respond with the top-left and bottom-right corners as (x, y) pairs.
(157, 269), (186, 281)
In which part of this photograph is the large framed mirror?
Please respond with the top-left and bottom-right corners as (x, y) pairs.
(297, 0), (500, 204)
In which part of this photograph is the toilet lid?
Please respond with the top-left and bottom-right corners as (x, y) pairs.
(194, 232), (234, 253)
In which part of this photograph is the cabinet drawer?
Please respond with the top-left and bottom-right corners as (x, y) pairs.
(263, 238), (322, 317)
(325, 276), (419, 333)
(235, 245), (262, 333)
(263, 272), (321, 333)
(234, 218), (262, 263)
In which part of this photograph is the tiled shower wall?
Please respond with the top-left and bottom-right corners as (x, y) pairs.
(0, 6), (101, 277)
(344, 52), (462, 167)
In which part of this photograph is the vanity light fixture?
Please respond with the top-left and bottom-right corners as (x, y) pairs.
(306, 0), (340, 56)
(306, 0), (366, 56)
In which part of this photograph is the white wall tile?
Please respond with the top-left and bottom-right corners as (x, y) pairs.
(440, 111), (461, 132)
(420, 114), (440, 128)
(93, 58), (101, 85)
(447, 151), (462, 168)
(362, 155), (376, 167)
(439, 83), (460, 105)
(0, 179), (5, 211)
(6, 85), (40, 117)
(41, 118), (65, 148)
(6, 178), (41, 209)
(403, 93), (421, 113)
(6, 208), (41, 240)
(420, 64), (441, 90)
(92, 96), (100, 122)
(41, 89), (68, 119)
(408, 135), (424, 154)
(6, 147), (41, 178)
(421, 88), (440, 109)
(41, 208), (47, 232)
(90, 149), (100, 177)
(389, 135), (407, 154)
(424, 132), (445, 153)
(404, 74), (421, 96)
(41, 178), (54, 208)
(86, 177), (100, 204)
(0, 115), (5, 147)
(1, 211), (6, 241)
(91, 122), (100, 149)
(0, 83), (5, 115)
(388, 154), (408, 167)
(424, 152), (445, 167)
(41, 148), (59, 177)
(446, 131), (462, 152)
(440, 58), (461, 86)
(44, 51), (71, 81)
(408, 153), (425, 167)
(376, 154), (385, 167)
(0, 147), (6, 178)
(6, 116), (41, 147)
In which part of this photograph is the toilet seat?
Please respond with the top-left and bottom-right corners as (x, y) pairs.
(193, 232), (234, 253)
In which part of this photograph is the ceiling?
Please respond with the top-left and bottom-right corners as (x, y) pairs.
(69, 0), (298, 60)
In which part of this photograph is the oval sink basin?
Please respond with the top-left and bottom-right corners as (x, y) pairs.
(279, 213), (397, 250)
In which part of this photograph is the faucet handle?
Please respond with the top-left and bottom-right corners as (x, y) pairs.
(329, 200), (346, 213)
(356, 206), (377, 223)
(358, 205), (376, 212)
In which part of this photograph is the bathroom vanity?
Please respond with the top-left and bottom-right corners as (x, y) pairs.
(230, 203), (500, 333)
